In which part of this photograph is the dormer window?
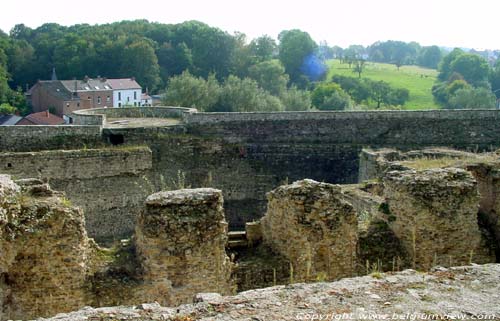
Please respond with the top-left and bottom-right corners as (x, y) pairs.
(84, 86), (90, 90)
(95, 86), (99, 90)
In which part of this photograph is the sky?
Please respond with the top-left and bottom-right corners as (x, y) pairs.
(1, 0), (499, 50)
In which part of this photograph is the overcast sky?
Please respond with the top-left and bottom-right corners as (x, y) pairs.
(1, 0), (498, 49)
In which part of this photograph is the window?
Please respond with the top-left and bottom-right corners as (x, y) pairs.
(118, 92), (121, 100)
(66, 103), (70, 107)
(134, 91), (137, 100)
(88, 96), (91, 100)
(118, 102), (121, 107)
(106, 96), (110, 102)
(95, 86), (99, 90)
(97, 96), (101, 104)
(77, 102), (80, 107)
(127, 96), (130, 102)
(134, 102), (137, 107)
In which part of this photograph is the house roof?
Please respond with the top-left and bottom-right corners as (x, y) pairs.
(60, 79), (112, 92)
(141, 93), (152, 100)
(0, 115), (22, 125)
(30, 81), (76, 101)
(22, 111), (65, 125)
(107, 78), (141, 90)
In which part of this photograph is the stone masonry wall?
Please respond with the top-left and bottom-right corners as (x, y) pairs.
(0, 175), (90, 320)
(383, 168), (495, 270)
(261, 179), (358, 281)
(467, 161), (500, 253)
(135, 188), (234, 306)
(0, 147), (152, 243)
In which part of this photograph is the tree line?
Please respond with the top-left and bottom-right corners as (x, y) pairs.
(0, 19), (498, 115)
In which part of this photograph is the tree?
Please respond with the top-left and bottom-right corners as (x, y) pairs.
(449, 54), (490, 86)
(352, 59), (366, 78)
(156, 42), (193, 83)
(120, 38), (161, 92)
(248, 60), (289, 96)
(0, 103), (16, 115)
(162, 71), (220, 111)
(278, 29), (317, 86)
(280, 86), (311, 111)
(311, 83), (352, 110)
(249, 35), (277, 62)
(447, 87), (496, 109)
(213, 75), (283, 112)
(437, 48), (464, 81)
(490, 62), (500, 98)
(417, 46), (442, 69)
(331, 75), (370, 104)
(369, 80), (392, 108)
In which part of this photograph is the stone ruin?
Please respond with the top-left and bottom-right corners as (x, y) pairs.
(1, 147), (500, 320)
(0, 176), (233, 320)
(135, 188), (233, 306)
(260, 179), (358, 282)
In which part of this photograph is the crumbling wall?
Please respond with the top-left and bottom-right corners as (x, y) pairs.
(0, 175), (90, 320)
(261, 179), (358, 281)
(135, 188), (234, 306)
(0, 147), (152, 244)
(467, 162), (500, 256)
(383, 168), (495, 270)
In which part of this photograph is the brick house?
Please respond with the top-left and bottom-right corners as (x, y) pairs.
(27, 77), (142, 121)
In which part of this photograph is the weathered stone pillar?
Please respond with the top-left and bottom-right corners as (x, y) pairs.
(383, 168), (495, 270)
(135, 188), (233, 306)
(261, 179), (358, 282)
(0, 176), (89, 320)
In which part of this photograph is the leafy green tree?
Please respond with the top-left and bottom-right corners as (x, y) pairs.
(449, 54), (490, 86)
(447, 87), (496, 109)
(162, 71), (220, 111)
(437, 48), (464, 81)
(490, 62), (500, 98)
(0, 103), (16, 114)
(248, 60), (289, 96)
(280, 86), (311, 111)
(331, 75), (370, 104)
(417, 46), (442, 69)
(120, 38), (161, 91)
(213, 75), (283, 112)
(278, 29), (317, 86)
(370, 80), (392, 108)
(353, 59), (366, 78)
(156, 42), (193, 83)
(311, 83), (352, 110)
(249, 35), (277, 62)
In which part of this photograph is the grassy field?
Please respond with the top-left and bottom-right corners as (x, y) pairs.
(326, 59), (439, 110)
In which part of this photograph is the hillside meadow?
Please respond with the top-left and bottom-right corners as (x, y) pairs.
(326, 59), (439, 110)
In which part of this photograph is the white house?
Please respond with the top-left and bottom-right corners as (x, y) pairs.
(141, 93), (152, 106)
(107, 78), (142, 107)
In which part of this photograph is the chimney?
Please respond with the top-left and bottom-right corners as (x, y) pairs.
(84, 75), (89, 83)
(45, 110), (49, 117)
(131, 77), (135, 81)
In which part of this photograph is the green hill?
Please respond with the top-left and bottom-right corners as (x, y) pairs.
(326, 59), (439, 110)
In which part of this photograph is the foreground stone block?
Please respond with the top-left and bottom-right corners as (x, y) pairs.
(383, 168), (495, 270)
(135, 188), (233, 306)
(0, 175), (89, 320)
(261, 179), (358, 282)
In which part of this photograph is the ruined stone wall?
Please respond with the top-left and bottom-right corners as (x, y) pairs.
(0, 147), (153, 243)
(0, 126), (103, 152)
(3, 109), (500, 236)
(261, 179), (358, 281)
(135, 188), (234, 306)
(383, 168), (494, 269)
(0, 176), (90, 320)
(467, 162), (500, 254)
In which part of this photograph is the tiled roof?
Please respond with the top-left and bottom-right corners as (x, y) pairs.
(31, 81), (75, 100)
(0, 115), (22, 125)
(22, 111), (65, 125)
(141, 93), (152, 100)
(107, 78), (141, 90)
(60, 79), (112, 92)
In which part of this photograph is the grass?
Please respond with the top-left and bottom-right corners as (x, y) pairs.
(400, 153), (499, 170)
(326, 59), (439, 110)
